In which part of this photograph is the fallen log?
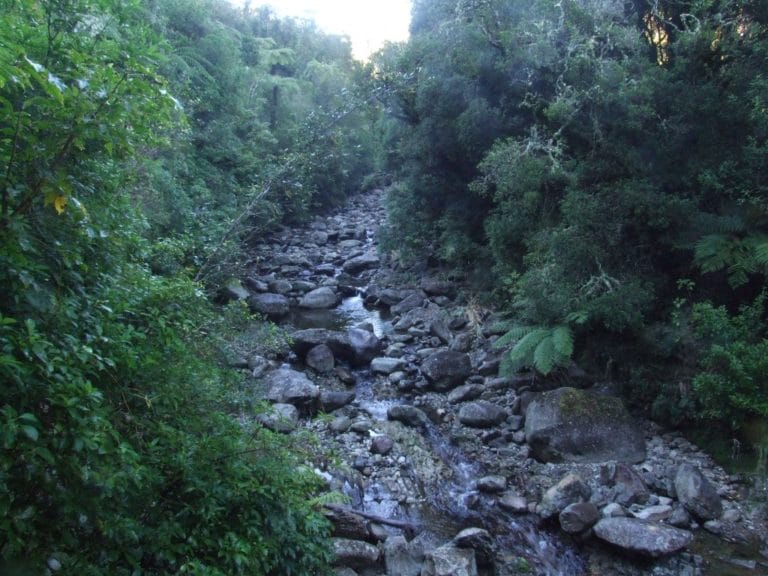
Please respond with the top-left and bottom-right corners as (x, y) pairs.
(323, 503), (420, 538)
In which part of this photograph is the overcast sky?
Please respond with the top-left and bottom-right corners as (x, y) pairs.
(253, 0), (412, 59)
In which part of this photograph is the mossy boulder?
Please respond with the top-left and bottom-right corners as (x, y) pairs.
(524, 387), (646, 464)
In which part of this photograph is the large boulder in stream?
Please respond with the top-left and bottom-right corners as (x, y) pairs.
(421, 545), (478, 576)
(298, 286), (339, 309)
(593, 517), (694, 557)
(674, 463), (723, 521)
(263, 368), (319, 415)
(342, 253), (380, 274)
(248, 293), (289, 317)
(524, 387), (646, 464)
(420, 350), (472, 390)
(291, 328), (381, 367)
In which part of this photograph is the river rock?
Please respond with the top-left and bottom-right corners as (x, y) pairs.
(452, 527), (495, 567)
(420, 277), (455, 297)
(499, 491), (529, 514)
(421, 545), (478, 576)
(559, 502), (600, 534)
(592, 517), (694, 557)
(384, 535), (424, 576)
(257, 403), (299, 433)
(291, 328), (381, 367)
(343, 253), (380, 274)
(476, 475), (507, 493)
(421, 350), (472, 390)
(321, 390), (355, 412)
(674, 463), (723, 521)
(307, 344), (335, 373)
(604, 462), (650, 507)
(387, 405), (429, 428)
(248, 293), (289, 317)
(524, 387), (646, 464)
(391, 292), (425, 315)
(633, 504), (673, 522)
(371, 357), (406, 374)
(332, 538), (380, 569)
(299, 286), (339, 309)
(219, 278), (250, 302)
(447, 384), (483, 403)
(537, 473), (592, 520)
(263, 368), (319, 414)
(458, 402), (506, 428)
(268, 278), (292, 294)
(370, 435), (395, 455)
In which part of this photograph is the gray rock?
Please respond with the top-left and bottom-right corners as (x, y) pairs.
(384, 535), (423, 576)
(299, 286), (340, 309)
(476, 475), (507, 493)
(332, 538), (380, 569)
(537, 473), (592, 520)
(559, 502), (600, 534)
(458, 402), (506, 428)
(307, 344), (335, 373)
(421, 351), (472, 390)
(452, 527), (494, 567)
(291, 328), (381, 367)
(429, 318), (452, 344)
(602, 503), (628, 518)
(258, 403), (299, 433)
(343, 253), (380, 274)
(604, 462), (650, 507)
(370, 435), (395, 455)
(633, 504), (673, 522)
(421, 545), (478, 576)
(248, 293), (289, 317)
(524, 387), (646, 464)
(447, 384), (483, 404)
(248, 354), (272, 378)
(391, 292), (426, 315)
(263, 368), (319, 414)
(292, 280), (317, 294)
(593, 517), (694, 558)
(387, 405), (429, 428)
(268, 279), (292, 294)
(321, 390), (355, 412)
(330, 416), (352, 433)
(371, 357), (406, 374)
(498, 492), (529, 514)
(420, 277), (455, 297)
(674, 463), (723, 521)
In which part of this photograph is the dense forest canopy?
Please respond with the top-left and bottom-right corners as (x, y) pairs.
(1, 0), (767, 573)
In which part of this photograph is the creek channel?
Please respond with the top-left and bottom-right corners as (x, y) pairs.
(279, 278), (585, 575)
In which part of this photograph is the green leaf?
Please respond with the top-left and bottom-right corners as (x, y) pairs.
(21, 425), (39, 441)
(493, 324), (533, 348)
(533, 336), (556, 375)
(551, 325), (573, 357)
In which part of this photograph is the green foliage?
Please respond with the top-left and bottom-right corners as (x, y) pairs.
(495, 324), (574, 375)
(690, 295), (768, 425)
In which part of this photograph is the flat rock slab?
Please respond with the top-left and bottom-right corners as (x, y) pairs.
(248, 293), (289, 317)
(593, 517), (694, 557)
(343, 253), (380, 274)
(458, 402), (506, 428)
(371, 357), (406, 374)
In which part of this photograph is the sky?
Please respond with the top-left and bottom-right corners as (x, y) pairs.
(252, 0), (412, 60)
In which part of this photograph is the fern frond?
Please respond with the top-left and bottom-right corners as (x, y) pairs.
(750, 237), (768, 267)
(308, 491), (350, 508)
(533, 336), (556, 375)
(694, 234), (731, 273)
(493, 324), (534, 349)
(551, 325), (574, 357)
(508, 328), (549, 367)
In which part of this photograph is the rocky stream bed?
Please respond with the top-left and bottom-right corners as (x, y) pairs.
(226, 189), (768, 576)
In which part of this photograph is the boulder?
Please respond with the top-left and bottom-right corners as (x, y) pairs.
(291, 328), (381, 367)
(219, 278), (250, 302)
(674, 463), (723, 521)
(299, 286), (339, 309)
(391, 292), (425, 315)
(592, 517), (694, 558)
(257, 403), (299, 433)
(476, 475), (507, 493)
(420, 277), (455, 297)
(332, 538), (380, 569)
(458, 402), (506, 428)
(537, 473), (592, 520)
(447, 384), (483, 404)
(524, 387), (646, 464)
(321, 390), (355, 412)
(370, 435), (395, 455)
(248, 293), (289, 317)
(384, 535), (423, 576)
(498, 492), (529, 514)
(387, 405), (429, 428)
(371, 357), (406, 374)
(343, 253), (380, 274)
(263, 368), (319, 414)
(604, 462), (650, 507)
(421, 351), (472, 390)
(307, 344), (335, 373)
(452, 527), (495, 568)
(421, 545), (478, 576)
(559, 502), (600, 534)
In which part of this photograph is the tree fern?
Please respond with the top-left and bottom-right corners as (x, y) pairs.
(496, 324), (574, 376)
